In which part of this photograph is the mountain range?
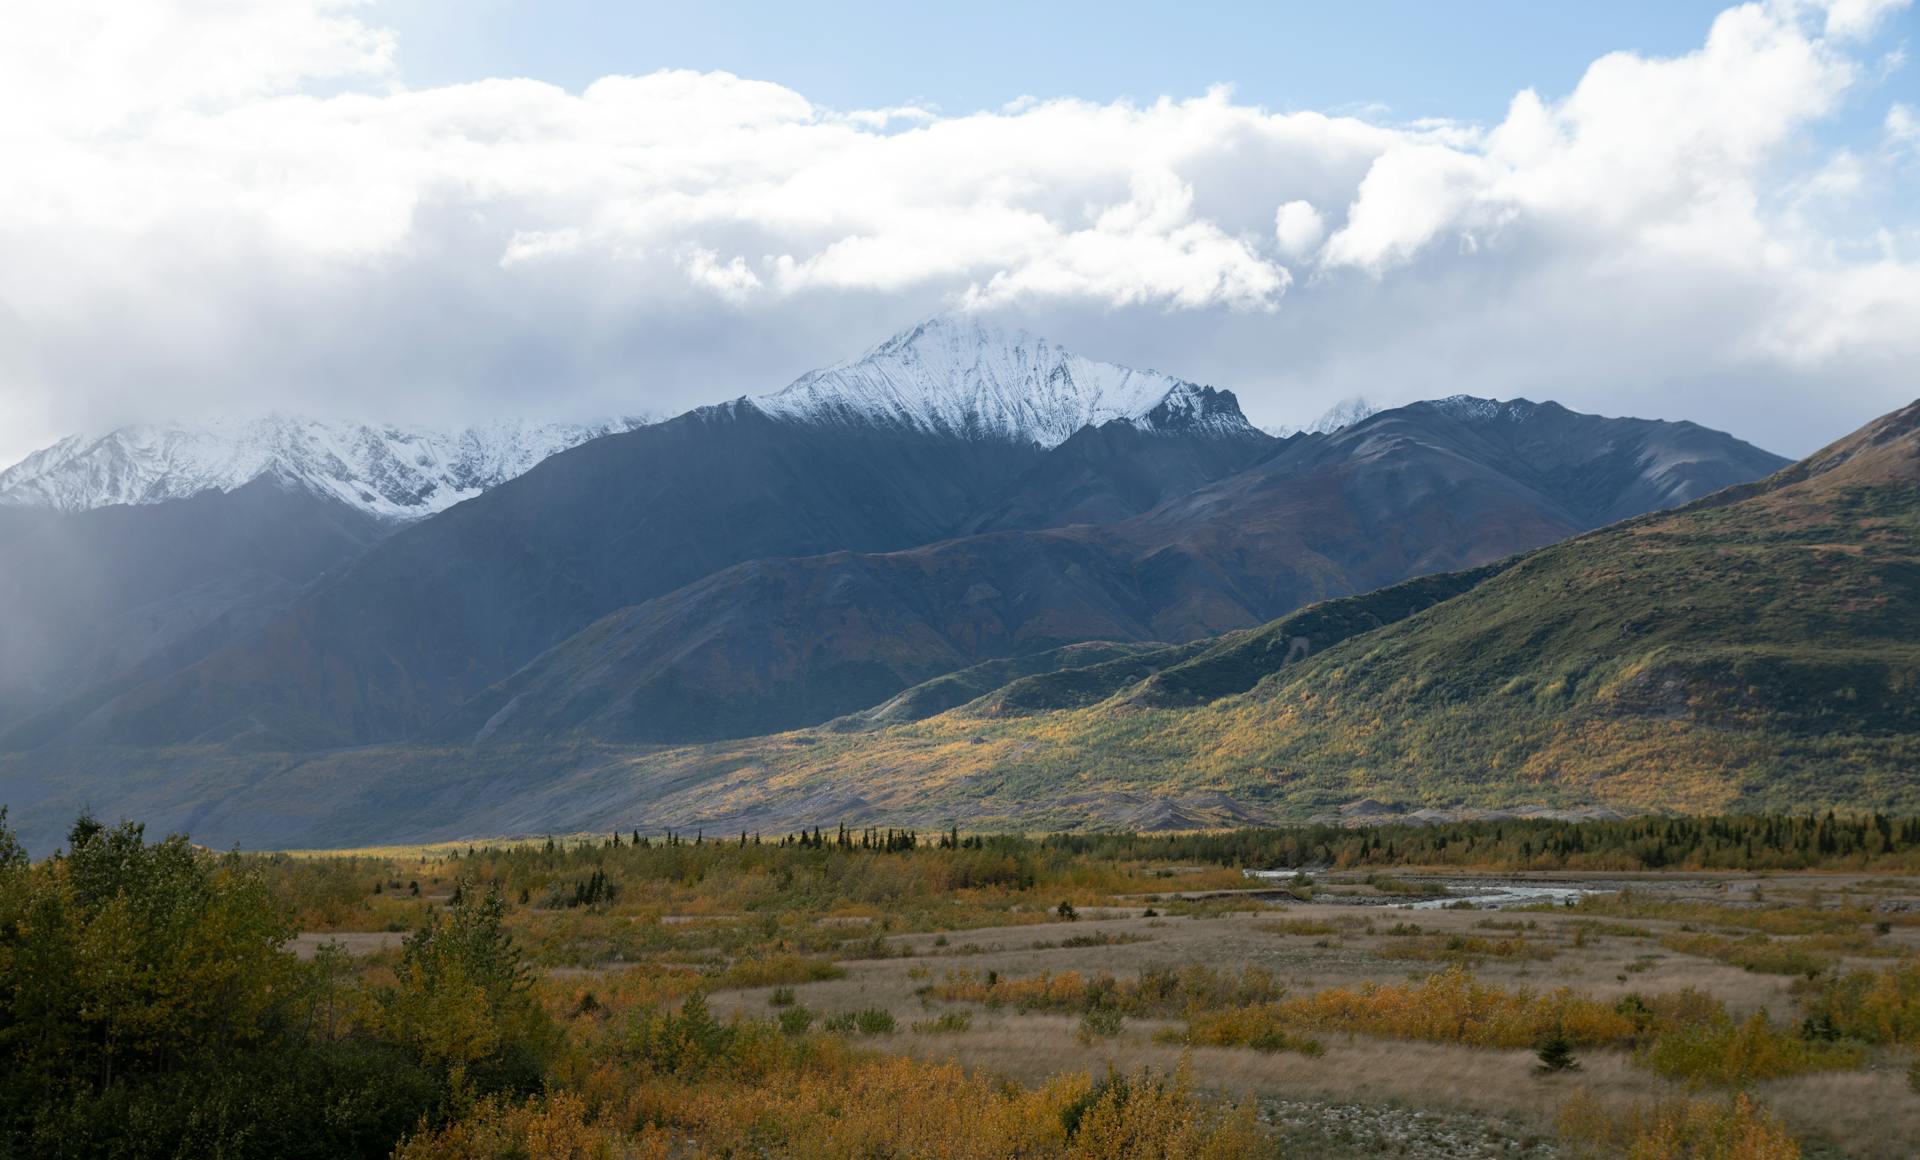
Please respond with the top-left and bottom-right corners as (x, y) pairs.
(0, 314), (1845, 850)
(0, 414), (654, 520)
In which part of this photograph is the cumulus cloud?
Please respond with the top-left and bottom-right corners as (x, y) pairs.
(0, 0), (1914, 462)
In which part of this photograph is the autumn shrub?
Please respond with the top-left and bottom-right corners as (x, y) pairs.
(708, 952), (845, 990)
(1374, 933), (1556, 963)
(932, 963), (1281, 1018)
(1059, 1062), (1265, 1158)
(1271, 965), (1638, 1049)
(1793, 958), (1920, 1045)
(911, 1011), (972, 1035)
(393, 1092), (673, 1160)
(1176, 1006), (1327, 1056)
(1659, 932), (1830, 977)
(1557, 1089), (1800, 1159)
(1077, 1007), (1125, 1044)
(1639, 1011), (1863, 1086)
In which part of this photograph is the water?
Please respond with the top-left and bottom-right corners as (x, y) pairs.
(1401, 882), (1597, 910)
(1242, 869), (1608, 910)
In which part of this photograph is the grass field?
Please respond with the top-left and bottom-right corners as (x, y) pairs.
(238, 824), (1920, 1158)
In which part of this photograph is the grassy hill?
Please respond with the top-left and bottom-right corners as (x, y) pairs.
(602, 397), (1920, 828)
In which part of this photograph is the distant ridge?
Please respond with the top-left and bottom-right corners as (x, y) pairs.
(0, 415), (653, 520)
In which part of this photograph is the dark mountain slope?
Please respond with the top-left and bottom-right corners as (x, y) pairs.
(56, 406), (1044, 750)
(639, 397), (1919, 825)
(0, 480), (389, 742)
(441, 399), (1788, 747)
(963, 398), (1278, 532)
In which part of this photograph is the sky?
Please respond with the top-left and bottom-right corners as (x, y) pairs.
(0, 0), (1916, 465)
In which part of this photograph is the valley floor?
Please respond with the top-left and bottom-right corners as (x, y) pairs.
(307, 861), (1920, 1158)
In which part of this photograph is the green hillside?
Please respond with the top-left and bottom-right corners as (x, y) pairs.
(627, 397), (1920, 826)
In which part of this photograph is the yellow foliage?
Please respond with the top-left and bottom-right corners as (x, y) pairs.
(1639, 1011), (1863, 1086)
(1558, 1090), (1800, 1159)
(394, 1092), (673, 1160)
(1795, 957), (1920, 1046)
(1272, 965), (1637, 1049)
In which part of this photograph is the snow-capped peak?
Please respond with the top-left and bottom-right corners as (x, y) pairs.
(0, 414), (653, 520)
(1426, 395), (1546, 423)
(1266, 396), (1386, 438)
(748, 315), (1256, 447)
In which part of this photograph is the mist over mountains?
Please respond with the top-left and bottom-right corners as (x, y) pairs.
(0, 315), (1821, 849)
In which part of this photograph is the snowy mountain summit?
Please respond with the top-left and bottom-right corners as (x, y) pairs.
(750, 315), (1258, 447)
(0, 415), (650, 520)
(1266, 396), (1385, 438)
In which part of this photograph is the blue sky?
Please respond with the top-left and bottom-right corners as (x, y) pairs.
(381, 1), (1735, 116)
(0, 0), (1916, 462)
(377, 1), (1906, 137)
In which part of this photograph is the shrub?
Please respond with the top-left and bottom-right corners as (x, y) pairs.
(824, 1008), (898, 1036)
(777, 1006), (816, 1036)
(1076, 1008), (1125, 1044)
(768, 986), (796, 1008)
(1271, 965), (1637, 1049)
(1179, 1006), (1326, 1056)
(1793, 959), (1920, 1046)
(1640, 1011), (1862, 1086)
(911, 1011), (972, 1035)
(1557, 1090), (1799, 1159)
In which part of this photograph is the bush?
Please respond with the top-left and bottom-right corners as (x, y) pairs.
(910, 1011), (972, 1035)
(1179, 1006), (1326, 1056)
(768, 986), (797, 1008)
(778, 1006), (816, 1036)
(1794, 959), (1920, 1046)
(1640, 1011), (1862, 1086)
(1557, 1090), (1799, 1159)
(1076, 1008), (1125, 1044)
(1271, 965), (1637, 1049)
(823, 1008), (897, 1036)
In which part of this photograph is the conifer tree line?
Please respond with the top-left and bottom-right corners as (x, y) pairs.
(474, 812), (1920, 873)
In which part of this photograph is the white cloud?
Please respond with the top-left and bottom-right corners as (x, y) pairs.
(1891, 102), (1920, 150)
(1273, 201), (1326, 257)
(0, 0), (1914, 463)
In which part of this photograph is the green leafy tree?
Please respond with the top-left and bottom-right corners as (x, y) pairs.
(381, 880), (556, 1103)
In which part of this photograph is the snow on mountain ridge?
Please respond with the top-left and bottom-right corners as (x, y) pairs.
(0, 414), (652, 519)
(749, 315), (1256, 447)
(1264, 396), (1386, 438)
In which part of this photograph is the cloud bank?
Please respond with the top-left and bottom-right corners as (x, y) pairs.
(0, 0), (1915, 460)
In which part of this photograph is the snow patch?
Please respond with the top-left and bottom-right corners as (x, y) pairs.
(749, 315), (1255, 447)
(0, 414), (653, 520)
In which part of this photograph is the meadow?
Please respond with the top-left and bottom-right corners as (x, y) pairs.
(3, 810), (1919, 1157)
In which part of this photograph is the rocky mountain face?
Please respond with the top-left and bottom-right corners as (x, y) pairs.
(435, 392), (1790, 747)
